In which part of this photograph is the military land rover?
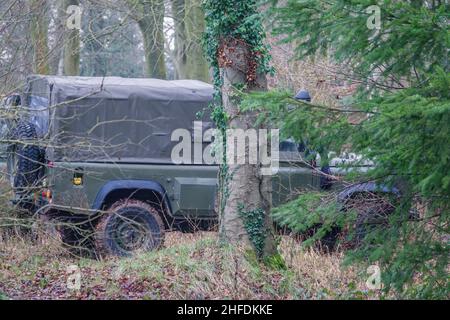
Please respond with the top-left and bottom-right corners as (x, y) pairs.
(1, 75), (399, 257)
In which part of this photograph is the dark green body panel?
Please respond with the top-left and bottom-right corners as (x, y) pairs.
(48, 159), (321, 218)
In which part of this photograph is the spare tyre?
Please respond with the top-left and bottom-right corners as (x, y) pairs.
(7, 121), (45, 196)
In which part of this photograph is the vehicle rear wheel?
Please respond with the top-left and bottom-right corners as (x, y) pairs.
(57, 219), (96, 257)
(95, 200), (165, 258)
(60, 228), (93, 256)
(344, 192), (396, 247)
(313, 192), (396, 251)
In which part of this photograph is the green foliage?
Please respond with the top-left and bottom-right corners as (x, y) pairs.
(251, 0), (449, 298)
(268, 0), (449, 93)
(263, 252), (287, 270)
(272, 192), (348, 246)
(356, 70), (450, 198)
(202, 0), (274, 133)
(240, 89), (355, 164)
(238, 204), (268, 259)
(203, 0), (273, 92)
(202, 0), (274, 127)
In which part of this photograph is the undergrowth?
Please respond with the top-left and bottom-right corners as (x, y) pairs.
(0, 231), (377, 300)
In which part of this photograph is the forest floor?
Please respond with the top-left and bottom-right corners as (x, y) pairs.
(0, 176), (380, 300)
(0, 230), (380, 300)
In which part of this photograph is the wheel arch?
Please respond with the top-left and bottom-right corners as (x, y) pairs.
(92, 180), (173, 225)
(337, 182), (401, 207)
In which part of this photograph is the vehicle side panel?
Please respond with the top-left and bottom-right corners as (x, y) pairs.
(49, 160), (318, 217)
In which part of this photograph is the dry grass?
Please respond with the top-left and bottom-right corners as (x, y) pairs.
(0, 229), (378, 300)
(0, 174), (380, 300)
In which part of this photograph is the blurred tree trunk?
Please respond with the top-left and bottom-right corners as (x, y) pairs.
(171, 0), (186, 79)
(184, 0), (209, 82)
(82, 8), (107, 76)
(29, 0), (50, 74)
(171, 0), (209, 82)
(62, 0), (80, 76)
(127, 0), (166, 79)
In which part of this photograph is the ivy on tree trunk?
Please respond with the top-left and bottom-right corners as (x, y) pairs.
(203, 0), (278, 261)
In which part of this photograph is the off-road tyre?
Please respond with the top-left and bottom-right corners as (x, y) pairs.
(314, 193), (396, 251)
(337, 192), (396, 249)
(94, 199), (165, 258)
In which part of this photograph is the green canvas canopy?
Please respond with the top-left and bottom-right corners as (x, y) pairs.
(25, 75), (214, 163)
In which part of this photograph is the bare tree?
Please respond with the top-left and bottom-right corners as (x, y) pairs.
(62, 0), (81, 76)
(125, 0), (166, 79)
(171, 0), (209, 82)
(183, 0), (208, 81)
(29, 0), (50, 75)
(170, 0), (186, 79)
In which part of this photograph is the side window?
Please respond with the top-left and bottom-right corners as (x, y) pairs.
(28, 95), (49, 137)
(279, 140), (298, 152)
(279, 139), (308, 153)
(279, 139), (304, 164)
(5, 94), (21, 107)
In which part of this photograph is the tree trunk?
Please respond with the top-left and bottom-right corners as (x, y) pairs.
(134, 0), (166, 79)
(171, 0), (187, 79)
(219, 38), (277, 259)
(82, 8), (107, 76)
(171, 0), (209, 82)
(29, 0), (50, 74)
(63, 0), (80, 76)
(184, 0), (209, 82)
